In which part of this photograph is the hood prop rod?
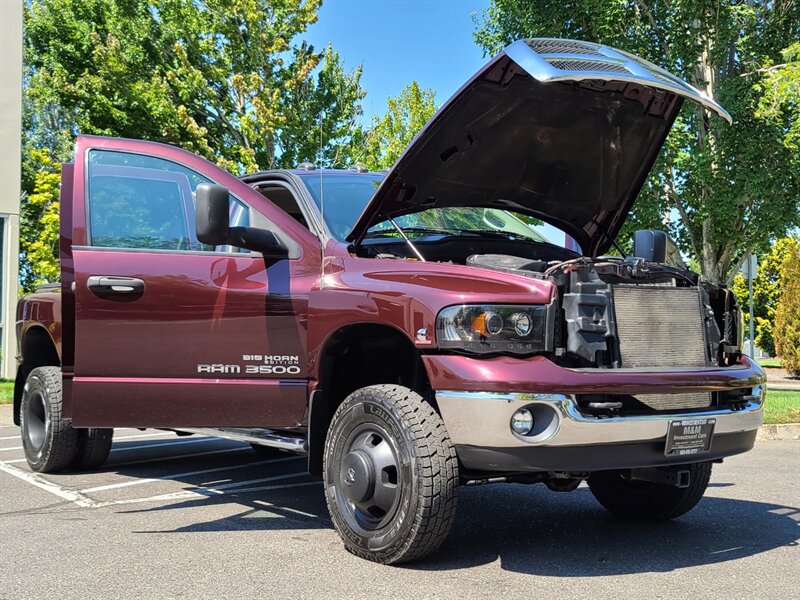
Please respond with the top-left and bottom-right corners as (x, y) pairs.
(389, 217), (426, 262)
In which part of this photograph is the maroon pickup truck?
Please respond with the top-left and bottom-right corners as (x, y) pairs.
(14, 39), (765, 564)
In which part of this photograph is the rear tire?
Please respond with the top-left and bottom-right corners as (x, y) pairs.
(588, 462), (713, 521)
(323, 384), (458, 564)
(20, 366), (79, 473)
(72, 428), (114, 470)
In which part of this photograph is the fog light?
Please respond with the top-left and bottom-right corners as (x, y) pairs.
(511, 408), (534, 435)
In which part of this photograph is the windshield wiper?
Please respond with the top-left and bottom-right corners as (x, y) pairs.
(453, 229), (541, 242)
(364, 226), (457, 238)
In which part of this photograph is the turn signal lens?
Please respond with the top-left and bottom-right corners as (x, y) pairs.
(472, 311), (503, 337)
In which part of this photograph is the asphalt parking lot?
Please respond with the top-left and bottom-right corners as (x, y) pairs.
(1, 412), (798, 599)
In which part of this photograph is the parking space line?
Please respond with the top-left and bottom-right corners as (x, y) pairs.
(110, 437), (226, 453)
(0, 462), (96, 507)
(0, 431), (173, 444)
(91, 480), (321, 508)
(254, 499), (318, 518)
(81, 455), (305, 493)
(109, 446), (249, 467)
(201, 471), (309, 494)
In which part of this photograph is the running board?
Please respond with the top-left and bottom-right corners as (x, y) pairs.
(176, 427), (308, 453)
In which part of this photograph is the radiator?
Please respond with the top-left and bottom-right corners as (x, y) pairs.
(612, 285), (711, 410)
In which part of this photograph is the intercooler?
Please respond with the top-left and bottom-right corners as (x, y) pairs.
(612, 284), (712, 410)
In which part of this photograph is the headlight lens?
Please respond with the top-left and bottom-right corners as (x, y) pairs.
(436, 304), (549, 355)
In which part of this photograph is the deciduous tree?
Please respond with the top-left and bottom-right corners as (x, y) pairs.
(732, 237), (799, 357)
(19, 150), (61, 291)
(357, 81), (437, 171)
(474, 0), (800, 282)
(21, 0), (366, 289)
(775, 244), (800, 375)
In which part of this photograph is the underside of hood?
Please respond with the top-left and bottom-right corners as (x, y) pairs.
(347, 39), (730, 256)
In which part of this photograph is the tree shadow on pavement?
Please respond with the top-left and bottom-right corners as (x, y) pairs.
(121, 484), (330, 533)
(418, 484), (799, 576)
(99, 443), (798, 575)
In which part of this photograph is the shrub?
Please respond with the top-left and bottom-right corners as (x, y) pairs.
(775, 245), (800, 376)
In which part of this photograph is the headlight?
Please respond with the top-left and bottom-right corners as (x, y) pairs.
(436, 304), (549, 355)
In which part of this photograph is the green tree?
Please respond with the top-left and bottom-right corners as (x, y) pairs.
(357, 81), (437, 171)
(25, 0), (366, 171)
(774, 244), (800, 375)
(22, 0), (366, 288)
(19, 150), (61, 291)
(474, 0), (800, 282)
(755, 43), (800, 171)
(732, 237), (799, 357)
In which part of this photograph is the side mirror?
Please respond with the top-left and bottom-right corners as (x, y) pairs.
(632, 229), (668, 263)
(196, 183), (230, 245)
(196, 183), (288, 257)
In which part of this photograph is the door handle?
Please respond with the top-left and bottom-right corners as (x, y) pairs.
(87, 276), (146, 295)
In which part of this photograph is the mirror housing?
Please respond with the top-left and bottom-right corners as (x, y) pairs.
(195, 183), (288, 257)
(196, 183), (230, 245)
(632, 229), (668, 263)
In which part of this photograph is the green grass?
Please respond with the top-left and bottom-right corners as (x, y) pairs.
(0, 380), (13, 404)
(758, 358), (783, 368)
(764, 389), (800, 425)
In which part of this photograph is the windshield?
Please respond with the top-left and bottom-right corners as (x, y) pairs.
(300, 172), (550, 244)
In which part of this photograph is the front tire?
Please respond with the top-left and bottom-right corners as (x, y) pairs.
(323, 385), (458, 564)
(20, 366), (79, 473)
(588, 462), (713, 521)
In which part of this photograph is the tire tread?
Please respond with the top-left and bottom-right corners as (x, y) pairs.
(22, 366), (79, 473)
(324, 384), (459, 564)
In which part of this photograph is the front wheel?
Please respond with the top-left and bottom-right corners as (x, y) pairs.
(323, 385), (458, 564)
(20, 366), (79, 473)
(588, 462), (713, 521)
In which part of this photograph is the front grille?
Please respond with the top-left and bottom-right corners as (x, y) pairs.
(632, 391), (712, 411)
(613, 285), (707, 368)
(577, 391), (713, 413)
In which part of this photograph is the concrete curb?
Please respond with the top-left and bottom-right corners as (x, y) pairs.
(757, 423), (800, 441)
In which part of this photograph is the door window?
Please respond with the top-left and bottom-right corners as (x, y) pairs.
(87, 150), (250, 252)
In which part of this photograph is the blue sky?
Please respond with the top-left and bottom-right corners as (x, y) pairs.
(305, 0), (491, 120)
(304, 0), (568, 245)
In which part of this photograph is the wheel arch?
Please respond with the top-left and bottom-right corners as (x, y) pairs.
(308, 323), (433, 476)
(14, 325), (60, 426)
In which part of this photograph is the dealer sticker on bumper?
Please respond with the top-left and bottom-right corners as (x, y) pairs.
(665, 418), (716, 457)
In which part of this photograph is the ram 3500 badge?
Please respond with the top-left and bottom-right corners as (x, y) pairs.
(14, 38), (765, 564)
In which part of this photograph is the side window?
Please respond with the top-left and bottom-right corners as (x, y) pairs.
(87, 150), (249, 253)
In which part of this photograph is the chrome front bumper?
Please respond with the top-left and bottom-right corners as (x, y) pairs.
(436, 386), (765, 472)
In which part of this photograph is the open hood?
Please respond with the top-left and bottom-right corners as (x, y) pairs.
(347, 38), (730, 255)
